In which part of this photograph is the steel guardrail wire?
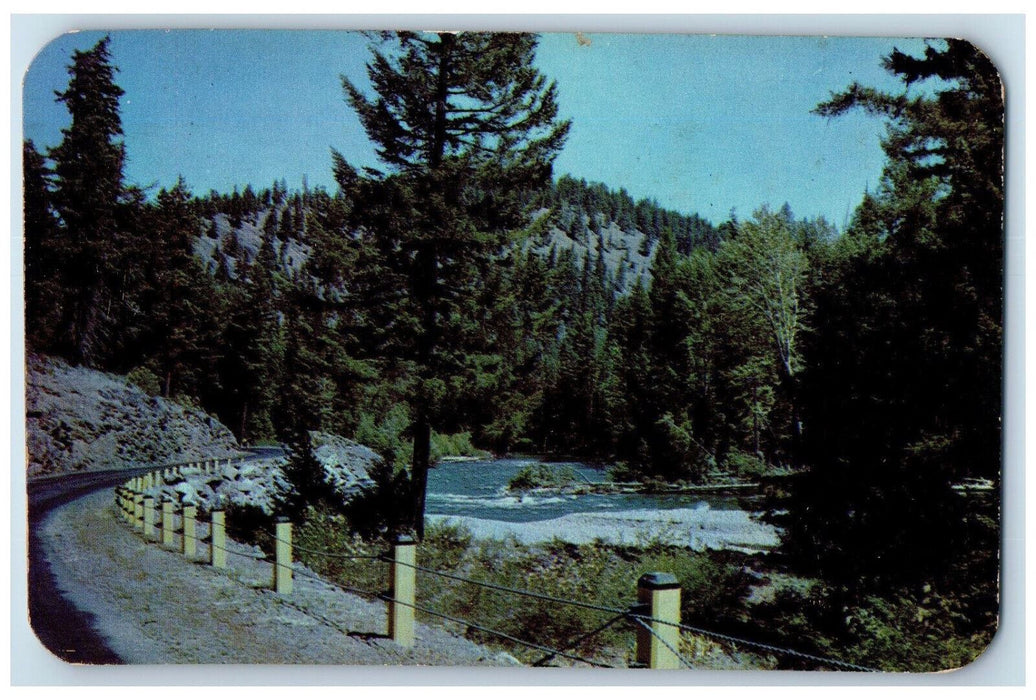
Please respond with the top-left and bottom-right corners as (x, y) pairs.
(376, 592), (613, 668)
(626, 611), (879, 672)
(379, 555), (628, 616)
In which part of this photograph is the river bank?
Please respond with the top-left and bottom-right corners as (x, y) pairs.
(425, 457), (780, 553)
(427, 502), (780, 554)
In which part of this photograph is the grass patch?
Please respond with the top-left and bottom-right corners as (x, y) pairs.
(289, 508), (997, 671)
(293, 511), (755, 667)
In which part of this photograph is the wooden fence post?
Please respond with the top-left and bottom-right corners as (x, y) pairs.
(134, 492), (144, 530)
(274, 517), (293, 595)
(183, 504), (198, 559)
(635, 572), (682, 669)
(143, 497), (157, 541)
(211, 510), (226, 569)
(388, 535), (416, 647)
(115, 487), (126, 522)
(162, 499), (176, 547)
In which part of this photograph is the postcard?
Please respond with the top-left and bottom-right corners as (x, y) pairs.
(20, 26), (1006, 676)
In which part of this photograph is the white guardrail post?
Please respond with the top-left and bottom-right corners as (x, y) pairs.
(143, 496), (157, 541)
(210, 510), (226, 569)
(388, 535), (417, 647)
(162, 499), (175, 547)
(274, 517), (293, 595)
(635, 572), (683, 669)
(182, 503), (198, 559)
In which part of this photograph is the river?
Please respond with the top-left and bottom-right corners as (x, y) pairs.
(425, 458), (779, 552)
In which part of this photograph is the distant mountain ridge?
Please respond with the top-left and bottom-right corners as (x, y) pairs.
(193, 174), (719, 296)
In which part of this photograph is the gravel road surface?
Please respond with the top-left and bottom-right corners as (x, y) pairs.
(34, 489), (518, 666)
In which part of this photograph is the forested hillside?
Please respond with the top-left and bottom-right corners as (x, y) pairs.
(28, 146), (831, 482)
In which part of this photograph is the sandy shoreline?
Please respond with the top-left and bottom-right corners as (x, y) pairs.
(427, 504), (781, 553)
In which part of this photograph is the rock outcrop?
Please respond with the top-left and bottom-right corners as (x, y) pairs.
(309, 431), (379, 500)
(25, 355), (241, 477)
(141, 433), (379, 515)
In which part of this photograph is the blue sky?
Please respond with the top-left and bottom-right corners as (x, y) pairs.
(22, 30), (930, 228)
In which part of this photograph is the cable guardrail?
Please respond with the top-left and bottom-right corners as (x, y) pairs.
(112, 457), (883, 672)
(210, 540), (269, 562)
(627, 614), (694, 669)
(531, 612), (629, 667)
(626, 612), (880, 672)
(292, 541), (384, 560)
(289, 563), (382, 600)
(286, 562), (597, 670)
(376, 590), (615, 668)
(378, 554), (629, 616)
(377, 551), (878, 671)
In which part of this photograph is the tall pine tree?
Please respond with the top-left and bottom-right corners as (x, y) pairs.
(337, 32), (569, 536)
(23, 140), (61, 351)
(791, 39), (1004, 590)
(47, 36), (127, 366)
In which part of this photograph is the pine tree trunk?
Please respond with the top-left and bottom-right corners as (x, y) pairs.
(410, 238), (438, 540)
(69, 279), (103, 367)
(410, 414), (431, 539)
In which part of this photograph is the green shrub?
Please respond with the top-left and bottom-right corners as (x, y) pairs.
(507, 463), (577, 492)
(295, 507), (386, 596)
(221, 502), (276, 552)
(840, 590), (996, 672)
(606, 461), (639, 482)
(723, 450), (770, 479)
(127, 365), (162, 396)
(341, 460), (414, 540)
(431, 430), (490, 461)
(354, 403), (412, 471)
(276, 433), (341, 522)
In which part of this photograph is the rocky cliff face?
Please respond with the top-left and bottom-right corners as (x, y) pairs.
(526, 218), (657, 294)
(25, 354), (380, 513)
(196, 205), (662, 297)
(25, 355), (241, 478)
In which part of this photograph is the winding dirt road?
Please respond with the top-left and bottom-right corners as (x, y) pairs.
(27, 467), (155, 663)
(25, 467), (517, 667)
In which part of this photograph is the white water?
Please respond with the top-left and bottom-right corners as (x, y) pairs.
(426, 458), (780, 553)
